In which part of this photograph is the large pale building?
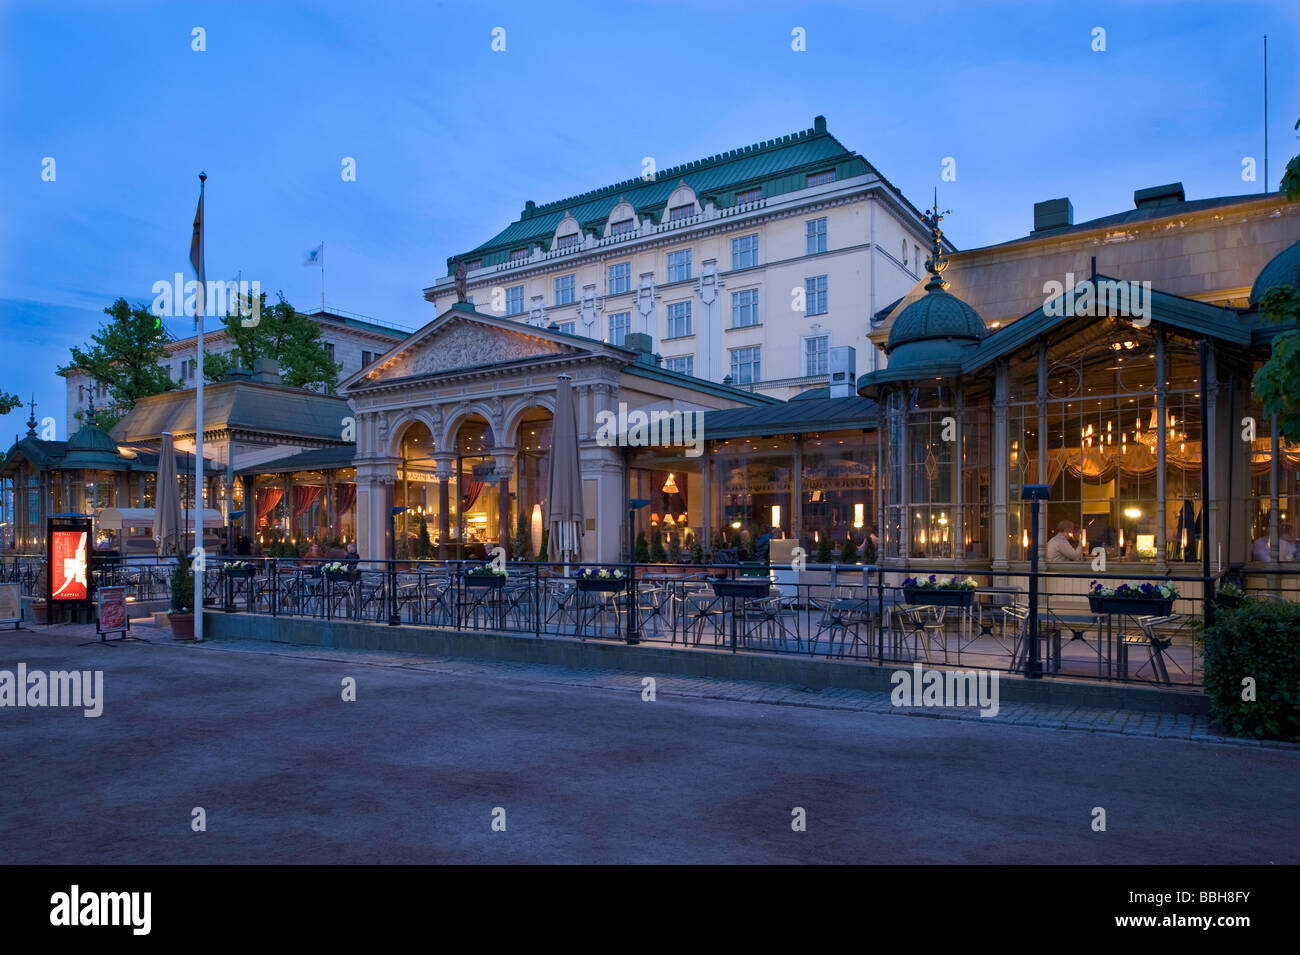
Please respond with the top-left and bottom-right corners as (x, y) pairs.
(425, 116), (943, 400)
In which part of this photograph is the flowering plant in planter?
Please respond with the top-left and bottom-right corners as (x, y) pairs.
(1089, 581), (1179, 600)
(575, 568), (624, 580)
(322, 561), (352, 575)
(465, 563), (507, 578)
(1218, 581), (1245, 597)
(902, 574), (978, 591)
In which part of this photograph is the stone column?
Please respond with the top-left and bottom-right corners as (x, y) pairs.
(495, 451), (516, 557)
(1036, 339), (1048, 563)
(435, 453), (455, 559)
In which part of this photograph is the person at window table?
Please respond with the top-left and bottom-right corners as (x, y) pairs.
(300, 542), (324, 567)
(1046, 520), (1084, 561)
(1251, 525), (1295, 561)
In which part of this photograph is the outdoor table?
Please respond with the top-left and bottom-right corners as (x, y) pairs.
(711, 578), (771, 652)
(1090, 602), (1171, 682)
(1043, 610), (1106, 676)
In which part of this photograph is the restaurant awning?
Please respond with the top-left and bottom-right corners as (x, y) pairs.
(99, 507), (226, 531)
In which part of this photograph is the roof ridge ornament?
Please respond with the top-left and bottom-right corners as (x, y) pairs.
(923, 188), (951, 292)
(25, 395), (37, 437)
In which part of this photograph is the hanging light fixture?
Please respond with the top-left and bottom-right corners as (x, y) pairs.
(662, 472), (679, 494)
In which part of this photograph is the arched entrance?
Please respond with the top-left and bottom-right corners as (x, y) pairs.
(514, 408), (554, 559)
(455, 416), (496, 557)
(395, 421), (437, 558)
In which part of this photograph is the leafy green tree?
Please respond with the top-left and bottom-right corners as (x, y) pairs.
(840, 536), (859, 564)
(0, 393), (20, 417)
(203, 292), (342, 390)
(61, 298), (176, 432)
(815, 535), (834, 564)
(416, 515), (433, 560)
(1254, 120), (1300, 442)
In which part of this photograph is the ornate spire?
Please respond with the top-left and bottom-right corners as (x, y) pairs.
(25, 395), (36, 437)
(923, 188), (951, 292)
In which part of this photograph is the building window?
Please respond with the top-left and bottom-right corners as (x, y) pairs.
(806, 217), (827, 254)
(556, 233), (579, 251)
(667, 249), (692, 283)
(325, 343), (335, 361)
(731, 289), (759, 328)
(506, 285), (524, 315)
(466, 259), (481, 272)
(608, 262), (631, 295)
(556, 321), (576, 335)
(78, 384), (84, 402)
(915, 244), (922, 273)
(665, 356), (694, 376)
(804, 336), (829, 376)
(806, 169), (836, 188)
(731, 234), (758, 270)
(669, 204), (693, 221)
(510, 248), (529, 262)
(608, 311), (631, 346)
(730, 346), (761, 384)
(735, 187), (761, 204)
(902, 240), (908, 265)
(666, 301), (692, 338)
(806, 275), (828, 315)
(555, 274), (575, 306)
(610, 219), (633, 236)
(362, 350), (373, 367)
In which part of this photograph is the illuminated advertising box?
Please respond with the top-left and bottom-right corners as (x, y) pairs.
(47, 516), (93, 605)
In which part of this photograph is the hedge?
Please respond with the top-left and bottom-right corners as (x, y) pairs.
(1200, 600), (1300, 741)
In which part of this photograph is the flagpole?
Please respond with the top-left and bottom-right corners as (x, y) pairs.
(194, 172), (207, 643)
(320, 239), (325, 312)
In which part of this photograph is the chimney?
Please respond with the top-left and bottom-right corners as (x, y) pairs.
(828, 346), (856, 398)
(1032, 198), (1073, 233)
(623, 332), (661, 365)
(251, 357), (281, 384)
(1133, 182), (1185, 209)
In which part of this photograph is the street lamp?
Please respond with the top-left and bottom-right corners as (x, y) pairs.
(1020, 484), (1050, 679)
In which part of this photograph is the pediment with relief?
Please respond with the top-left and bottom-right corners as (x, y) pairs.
(377, 318), (577, 380)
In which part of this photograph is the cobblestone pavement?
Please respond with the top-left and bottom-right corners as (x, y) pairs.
(19, 619), (1290, 749)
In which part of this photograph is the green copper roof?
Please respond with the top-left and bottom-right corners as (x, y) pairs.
(1251, 238), (1300, 306)
(454, 117), (868, 269)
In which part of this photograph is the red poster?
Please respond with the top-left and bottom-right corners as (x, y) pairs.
(51, 529), (89, 601)
(98, 585), (127, 632)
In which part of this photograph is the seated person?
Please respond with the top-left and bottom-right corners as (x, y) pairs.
(1046, 520), (1084, 561)
(1282, 524), (1296, 561)
(343, 542), (360, 564)
(299, 542), (325, 567)
(1252, 533), (1272, 562)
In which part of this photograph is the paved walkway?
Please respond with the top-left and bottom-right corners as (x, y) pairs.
(20, 618), (1289, 749)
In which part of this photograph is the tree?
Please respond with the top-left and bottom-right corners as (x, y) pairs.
(61, 298), (176, 432)
(815, 535), (833, 564)
(840, 535), (858, 564)
(203, 292), (342, 391)
(1254, 117), (1300, 442)
(0, 393), (20, 417)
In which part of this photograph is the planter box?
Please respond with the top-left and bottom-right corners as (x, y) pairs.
(169, 612), (195, 641)
(325, 571), (358, 584)
(1088, 595), (1174, 616)
(30, 602), (48, 625)
(224, 567), (255, 579)
(577, 578), (626, 593)
(712, 579), (772, 599)
(904, 588), (974, 608)
(464, 575), (506, 589)
(1214, 592), (1244, 608)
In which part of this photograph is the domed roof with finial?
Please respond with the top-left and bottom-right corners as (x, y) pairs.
(885, 197), (987, 368)
(1250, 238), (1300, 307)
(62, 397), (129, 470)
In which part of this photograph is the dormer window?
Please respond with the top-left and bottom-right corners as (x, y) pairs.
(556, 233), (580, 250)
(669, 204), (693, 222)
(610, 219), (633, 236)
(510, 248), (529, 263)
(806, 170), (836, 187)
(465, 259), (481, 272)
(736, 188), (761, 204)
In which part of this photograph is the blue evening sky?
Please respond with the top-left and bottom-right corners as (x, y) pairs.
(1, 0), (1296, 441)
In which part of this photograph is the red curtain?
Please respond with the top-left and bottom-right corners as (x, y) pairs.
(335, 483), (356, 517)
(292, 485), (321, 518)
(255, 487), (283, 526)
(462, 480), (485, 512)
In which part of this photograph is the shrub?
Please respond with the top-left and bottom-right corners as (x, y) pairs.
(634, 531), (649, 562)
(815, 535), (833, 564)
(840, 536), (858, 564)
(538, 529), (549, 562)
(690, 540), (703, 564)
(649, 529), (666, 563)
(860, 535), (877, 565)
(169, 556), (194, 614)
(417, 516), (433, 560)
(1200, 600), (1300, 741)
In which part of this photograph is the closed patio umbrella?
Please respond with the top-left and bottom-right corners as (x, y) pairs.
(547, 374), (584, 571)
(155, 432), (183, 557)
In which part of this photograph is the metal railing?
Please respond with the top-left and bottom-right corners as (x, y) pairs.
(10, 550), (1298, 688)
